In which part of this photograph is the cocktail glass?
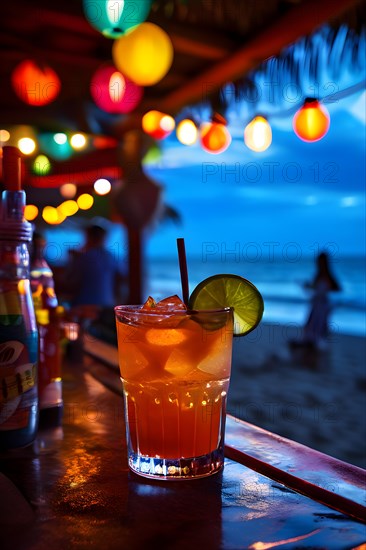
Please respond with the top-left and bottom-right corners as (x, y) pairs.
(115, 304), (234, 480)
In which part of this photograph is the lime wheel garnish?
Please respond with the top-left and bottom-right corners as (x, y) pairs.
(188, 274), (264, 336)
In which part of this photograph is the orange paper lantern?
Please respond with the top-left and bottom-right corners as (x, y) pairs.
(293, 98), (330, 142)
(12, 60), (61, 106)
(142, 110), (175, 140)
(200, 115), (231, 154)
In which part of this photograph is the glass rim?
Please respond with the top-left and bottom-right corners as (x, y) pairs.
(114, 304), (233, 316)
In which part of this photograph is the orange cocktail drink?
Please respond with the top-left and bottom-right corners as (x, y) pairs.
(115, 299), (233, 480)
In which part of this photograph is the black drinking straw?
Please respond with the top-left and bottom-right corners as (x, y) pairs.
(177, 238), (189, 306)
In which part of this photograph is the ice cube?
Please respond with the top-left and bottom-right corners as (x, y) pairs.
(141, 296), (157, 310)
(145, 328), (187, 346)
(197, 337), (232, 377)
(155, 295), (187, 311)
(118, 345), (149, 379)
(164, 348), (195, 377)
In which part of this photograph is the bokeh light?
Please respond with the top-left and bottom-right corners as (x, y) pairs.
(60, 183), (77, 198)
(24, 204), (39, 221)
(200, 121), (231, 154)
(0, 130), (10, 142)
(176, 119), (198, 145)
(54, 207), (67, 224)
(59, 200), (79, 217)
(244, 116), (272, 152)
(142, 111), (175, 140)
(293, 99), (330, 142)
(33, 154), (51, 175)
(90, 65), (143, 114)
(54, 133), (67, 145)
(42, 206), (59, 224)
(11, 60), (61, 106)
(39, 133), (72, 160)
(77, 193), (94, 210)
(70, 133), (87, 149)
(94, 178), (111, 195)
(18, 137), (36, 155)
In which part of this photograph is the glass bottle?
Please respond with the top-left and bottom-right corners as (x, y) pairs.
(30, 232), (63, 427)
(0, 146), (39, 449)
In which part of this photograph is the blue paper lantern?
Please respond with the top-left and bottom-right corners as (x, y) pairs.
(83, 0), (152, 38)
(38, 133), (73, 160)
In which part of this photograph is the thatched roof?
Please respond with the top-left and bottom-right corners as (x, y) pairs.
(0, 0), (365, 137)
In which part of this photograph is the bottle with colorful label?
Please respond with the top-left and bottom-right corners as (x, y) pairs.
(0, 146), (39, 449)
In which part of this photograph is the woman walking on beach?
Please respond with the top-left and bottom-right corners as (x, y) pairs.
(292, 252), (341, 349)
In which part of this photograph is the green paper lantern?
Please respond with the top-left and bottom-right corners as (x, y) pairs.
(33, 154), (51, 175)
(83, 0), (152, 38)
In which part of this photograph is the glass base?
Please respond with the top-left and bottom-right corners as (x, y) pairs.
(128, 446), (224, 480)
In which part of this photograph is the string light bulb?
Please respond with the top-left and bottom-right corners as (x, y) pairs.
(176, 119), (198, 145)
(244, 116), (272, 152)
(142, 110), (175, 140)
(293, 98), (330, 142)
(200, 114), (231, 154)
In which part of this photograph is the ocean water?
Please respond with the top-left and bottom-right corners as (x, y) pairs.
(144, 256), (366, 337)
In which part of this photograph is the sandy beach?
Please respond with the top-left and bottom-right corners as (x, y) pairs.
(227, 322), (366, 469)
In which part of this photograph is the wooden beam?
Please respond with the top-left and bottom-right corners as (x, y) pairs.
(170, 33), (229, 60)
(159, 0), (362, 113)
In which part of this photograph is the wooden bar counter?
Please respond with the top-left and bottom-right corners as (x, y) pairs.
(0, 343), (365, 550)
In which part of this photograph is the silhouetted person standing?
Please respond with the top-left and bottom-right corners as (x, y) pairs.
(291, 252), (341, 349)
(66, 223), (126, 308)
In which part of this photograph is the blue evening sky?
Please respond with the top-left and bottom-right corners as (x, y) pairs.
(144, 89), (366, 260)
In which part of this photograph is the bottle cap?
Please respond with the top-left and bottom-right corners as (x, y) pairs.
(2, 146), (22, 191)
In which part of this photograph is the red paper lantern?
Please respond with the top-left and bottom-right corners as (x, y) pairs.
(90, 65), (143, 114)
(293, 98), (330, 142)
(11, 60), (61, 106)
(200, 114), (231, 154)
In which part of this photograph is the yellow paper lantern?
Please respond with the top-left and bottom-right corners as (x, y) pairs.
(244, 116), (272, 152)
(112, 23), (173, 86)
